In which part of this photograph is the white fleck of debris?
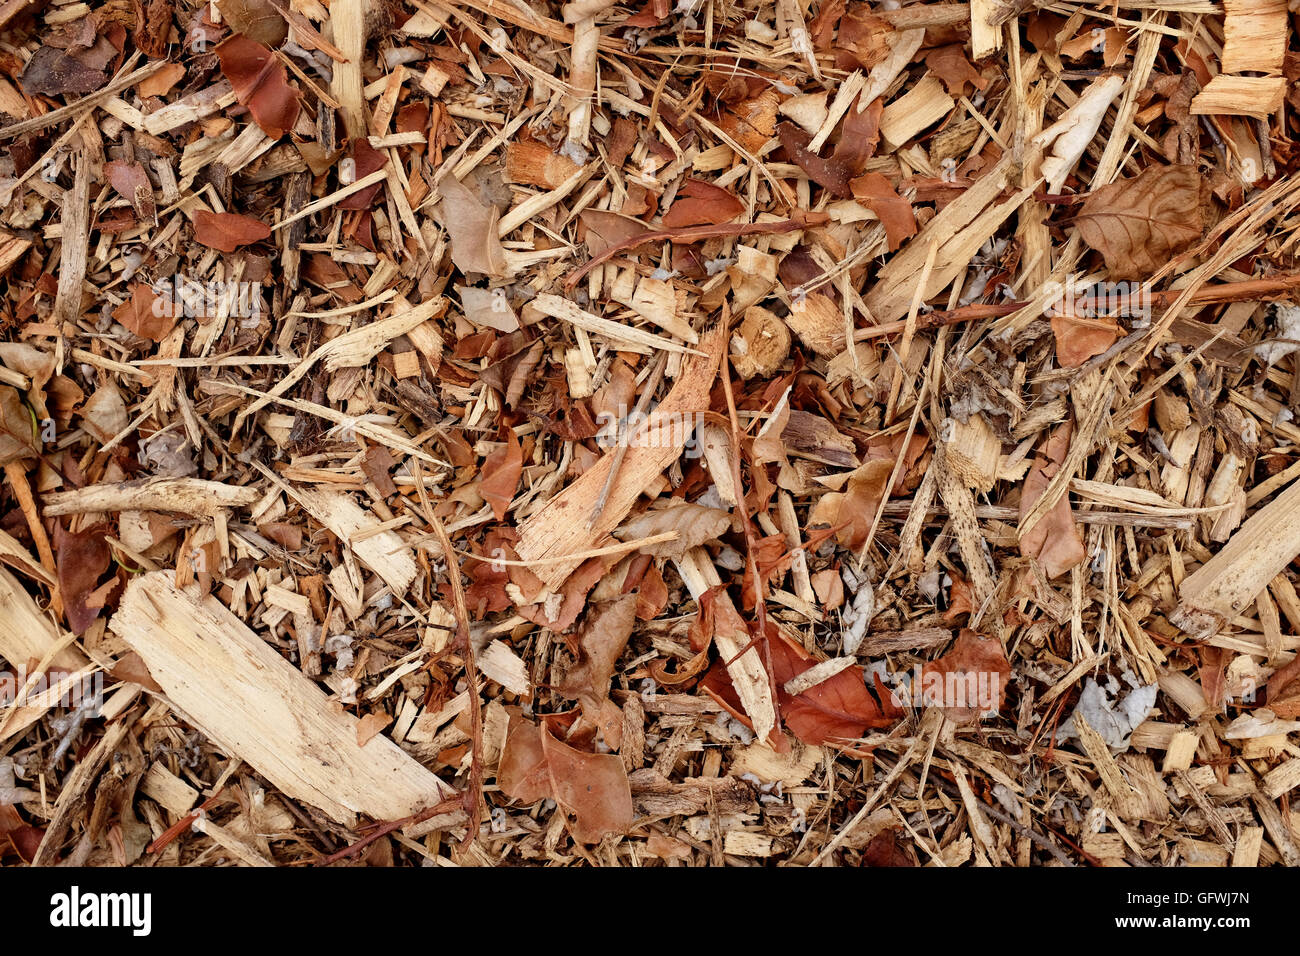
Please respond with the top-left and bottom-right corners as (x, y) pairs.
(559, 139), (590, 166)
(1257, 303), (1300, 366)
(542, 591), (563, 621)
(992, 784), (1023, 823)
(697, 484), (727, 510)
(383, 46), (423, 69)
(337, 676), (359, 705)
(324, 633), (354, 669)
(704, 257), (735, 275)
(650, 267), (680, 280)
(917, 567), (942, 601)
(714, 545), (745, 572)
(840, 565), (876, 656)
(727, 718), (753, 744)
(1056, 672), (1158, 751)
(0, 757), (34, 806)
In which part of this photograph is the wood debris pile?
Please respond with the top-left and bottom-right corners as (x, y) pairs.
(2, 0), (1300, 867)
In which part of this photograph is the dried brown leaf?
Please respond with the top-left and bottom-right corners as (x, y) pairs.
(1074, 164), (1212, 280)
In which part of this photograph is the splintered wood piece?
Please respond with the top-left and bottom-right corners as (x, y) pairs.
(52, 149), (90, 331)
(864, 157), (1031, 323)
(516, 324), (723, 589)
(328, 0), (367, 139)
(0, 567), (85, 672)
(1172, 477), (1300, 638)
(1221, 0), (1288, 74)
(111, 571), (452, 825)
(286, 486), (417, 595)
(969, 0), (1003, 60)
(878, 75), (954, 150)
(41, 478), (259, 516)
(674, 546), (776, 744)
(0, 567), (90, 743)
(531, 293), (701, 355)
(1190, 76), (1287, 119)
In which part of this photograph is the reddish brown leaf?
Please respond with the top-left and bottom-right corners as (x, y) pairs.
(0, 386), (38, 466)
(105, 160), (156, 224)
(850, 172), (917, 251)
(777, 122), (852, 198)
(1074, 164), (1212, 280)
(1018, 422), (1086, 579)
(832, 95), (882, 175)
(192, 209), (272, 252)
(919, 629), (1011, 721)
(435, 175), (508, 278)
(20, 45), (110, 96)
(661, 179), (745, 228)
(556, 594), (637, 746)
(339, 139), (388, 210)
(1050, 312), (1119, 368)
(703, 626), (901, 746)
(215, 34), (301, 139)
(54, 522), (112, 635)
(216, 0), (288, 47)
(498, 714), (634, 843)
(861, 828), (916, 866)
(113, 282), (174, 342)
(925, 45), (988, 97)
(634, 561), (669, 620)
(479, 428), (522, 521)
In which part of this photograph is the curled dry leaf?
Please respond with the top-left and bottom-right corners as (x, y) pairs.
(661, 179), (746, 228)
(777, 122), (852, 198)
(832, 95), (883, 175)
(1050, 312), (1119, 368)
(338, 140), (388, 210)
(1018, 422), (1086, 578)
(0, 385), (37, 466)
(113, 282), (174, 342)
(20, 45), (110, 96)
(54, 522), (112, 634)
(497, 713), (634, 843)
(1074, 164), (1213, 280)
(850, 172), (917, 252)
(925, 45), (988, 97)
(556, 594), (637, 746)
(104, 161), (156, 224)
(614, 502), (734, 559)
(704, 625), (901, 746)
(136, 61), (186, 98)
(80, 383), (128, 444)
(215, 34), (302, 139)
(435, 175), (508, 278)
(479, 428), (522, 522)
(216, 0), (289, 47)
(920, 629), (1011, 722)
(811, 433), (928, 550)
(192, 209), (272, 252)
